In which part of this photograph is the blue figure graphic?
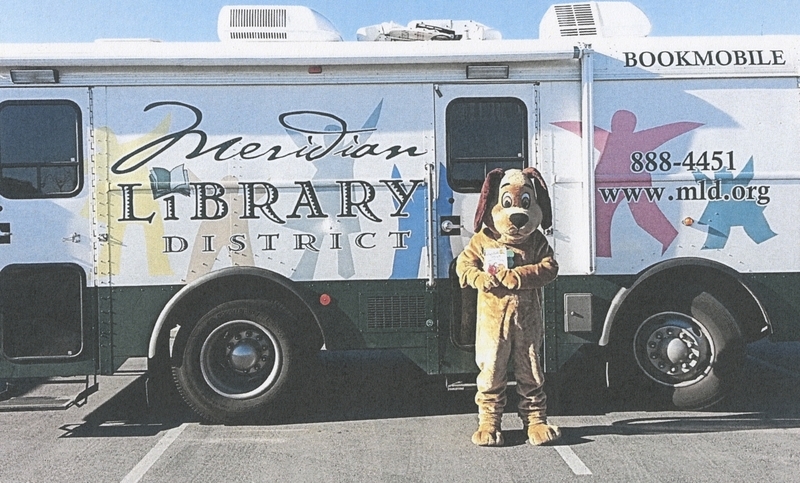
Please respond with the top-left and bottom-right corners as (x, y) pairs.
(389, 162), (455, 279)
(436, 163), (455, 276)
(693, 157), (776, 249)
(389, 165), (426, 279)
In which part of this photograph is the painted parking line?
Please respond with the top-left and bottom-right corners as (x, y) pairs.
(121, 423), (189, 483)
(554, 445), (593, 476)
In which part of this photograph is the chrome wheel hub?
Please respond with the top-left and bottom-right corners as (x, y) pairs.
(634, 312), (713, 387)
(200, 320), (282, 399)
(226, 329), (271, 373)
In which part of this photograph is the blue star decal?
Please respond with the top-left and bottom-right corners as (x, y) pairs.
(693, 157), (776, 249)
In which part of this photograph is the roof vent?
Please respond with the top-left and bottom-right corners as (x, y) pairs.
(539, 2), (651, 39)
(218, 5), (342, 42)
(357, 19), (501, 41)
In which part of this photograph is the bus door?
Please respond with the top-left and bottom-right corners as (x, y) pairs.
(433, 83), (538, 350)
(0, 87), (96, 377)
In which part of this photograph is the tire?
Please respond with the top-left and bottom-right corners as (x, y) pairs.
(171, 299), (301, 423)
(146, 336), (190, 419)
(608, 290), (745, 410)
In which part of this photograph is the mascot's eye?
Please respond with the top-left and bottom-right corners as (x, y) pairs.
(521, 193), (531, 209)
(501, 193), (513, 208)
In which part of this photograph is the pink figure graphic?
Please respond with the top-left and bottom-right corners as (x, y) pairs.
(554, 111), (702, 257)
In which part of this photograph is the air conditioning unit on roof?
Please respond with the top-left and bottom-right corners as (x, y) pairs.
(539, 2), (651, 39)
(218, 5), (342, 42)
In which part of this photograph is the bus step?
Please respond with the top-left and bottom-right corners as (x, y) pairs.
(0, 395), (73, 411)
(446, 380), (475, 391)
(446, 379), (516, 391)
(0, 377), (98, 412)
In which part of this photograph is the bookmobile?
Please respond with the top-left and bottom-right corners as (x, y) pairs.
(1, 1), (798, 421)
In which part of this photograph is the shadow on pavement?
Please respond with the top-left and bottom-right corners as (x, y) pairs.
(287, 350), (477, 424)
(60, 341), (800, 439)
(558, 340), (800, 445)
(60, 349), (476, 437)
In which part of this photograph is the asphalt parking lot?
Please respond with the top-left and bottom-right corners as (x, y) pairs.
(1, 339), (799, 482)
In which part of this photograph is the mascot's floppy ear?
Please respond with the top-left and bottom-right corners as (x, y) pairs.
(522, 167), (552, 231)
(473, 168), (505, 233)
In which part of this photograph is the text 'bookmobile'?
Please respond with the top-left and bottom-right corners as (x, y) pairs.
(1, 2), (798, 420)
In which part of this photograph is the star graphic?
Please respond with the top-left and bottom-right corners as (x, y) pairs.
(692, 157), (776, 249)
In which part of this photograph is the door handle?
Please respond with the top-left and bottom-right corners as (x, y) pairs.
(440, 216), (462, 236)
(0, 222), (10, 245)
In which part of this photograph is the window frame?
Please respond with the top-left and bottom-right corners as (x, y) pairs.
(0, 99), (84, 199)
(445, 96), (528, 193)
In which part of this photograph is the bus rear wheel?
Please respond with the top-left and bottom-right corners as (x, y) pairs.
(172, 299), (300, 423)
(608, 290), (745, 410)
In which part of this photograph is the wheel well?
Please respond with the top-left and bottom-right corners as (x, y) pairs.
(151, 271), (324, 366)
(607, 262), (770, 345)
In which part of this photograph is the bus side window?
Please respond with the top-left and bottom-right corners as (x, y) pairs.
(445, 97), (527, 193)
(0, 100), (83, 199)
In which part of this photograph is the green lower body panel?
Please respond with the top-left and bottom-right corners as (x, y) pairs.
(5, 268), (800, 382)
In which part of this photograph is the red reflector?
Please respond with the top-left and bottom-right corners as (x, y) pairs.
(308, 65), (323, 74)
(319, 293), (332, 306)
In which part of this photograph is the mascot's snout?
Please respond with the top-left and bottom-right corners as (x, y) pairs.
(509, 213), (529, 228)
(456, 167), (561, 447)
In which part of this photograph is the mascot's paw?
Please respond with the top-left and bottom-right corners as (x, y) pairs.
(472, 425), (504, 446)
(526, 423), (561, 446)
(495, 268), (521, 290)
(475, 272), (500, 292)
(472, 414), (504, 446)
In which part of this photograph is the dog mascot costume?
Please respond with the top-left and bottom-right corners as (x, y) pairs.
(456, 168), (561, 446)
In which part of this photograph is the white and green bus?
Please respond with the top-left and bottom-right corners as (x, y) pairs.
(0, 2), (796, 421)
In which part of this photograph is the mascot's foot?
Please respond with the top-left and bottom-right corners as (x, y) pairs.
(472, 414), (504, 446)
(523, 415), (561, 446)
